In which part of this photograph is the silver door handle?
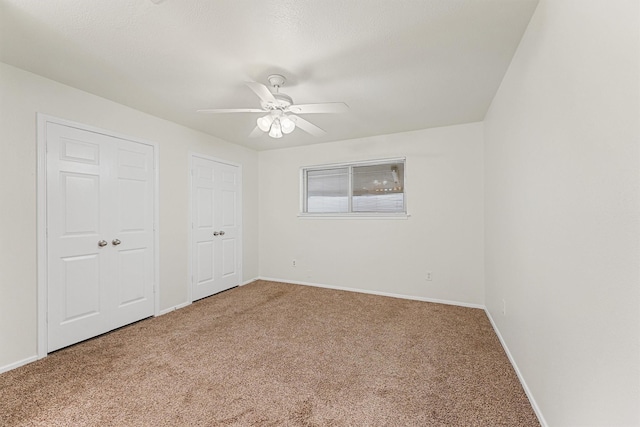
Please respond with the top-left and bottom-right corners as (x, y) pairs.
(112, 239), (121, 246)
(98, 240), (108, 247)
(219, 231), (225, 236)
(213, 231), (220, 236)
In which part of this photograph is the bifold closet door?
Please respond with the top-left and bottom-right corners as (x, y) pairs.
(46, 122), (155, 352)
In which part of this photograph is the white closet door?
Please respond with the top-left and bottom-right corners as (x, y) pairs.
(191, 156), (241, 301)
(46, 123), (155, 352)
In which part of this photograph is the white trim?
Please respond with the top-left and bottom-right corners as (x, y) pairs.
(298, 213), (410, 220)
(484, 309), (548, 427)
(188, 152), (244, 303)
(36, 115), (48, 359)
(0, 355), (39, 374)
(186, 153), (193, 304)
(36, 113), (160, 359)
(301, 157), (407, 170)
(153, 140), (161, 318)
(157, 301), (192, 317)
(257, 277), (485, 309)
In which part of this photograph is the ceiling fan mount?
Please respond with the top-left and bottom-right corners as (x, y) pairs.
(197, 74), (349, 139)
(267, 74), (286, 88)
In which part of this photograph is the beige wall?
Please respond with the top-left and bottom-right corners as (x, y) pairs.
(259, 123), (485, 306)
(484, 0), (639, 425)
(0, 62), (260, 370)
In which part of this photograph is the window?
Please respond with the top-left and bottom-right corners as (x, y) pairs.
(301, 159), (406, 216)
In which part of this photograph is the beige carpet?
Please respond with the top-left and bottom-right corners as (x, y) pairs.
(0, 280), (540, 426)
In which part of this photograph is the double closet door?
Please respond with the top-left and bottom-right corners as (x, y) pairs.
(191, 155), (241, 301)
(46, 122), (156, 352)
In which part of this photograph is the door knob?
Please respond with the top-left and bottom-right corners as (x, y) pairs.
(213, 231), (220, 236)
(219, 231), (225, 236)
(112, 239), (121, 246)
(98, 240), (108, 247)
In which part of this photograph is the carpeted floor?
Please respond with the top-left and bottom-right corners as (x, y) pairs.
(0, 280), (540, 426)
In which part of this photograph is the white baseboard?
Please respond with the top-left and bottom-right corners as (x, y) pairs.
(0, 355), (38, 375)
(241, 277), (259, 286)
(484, 309), (548, 427)
(157, 301), (192, 316)
(258, 276), (485, 309)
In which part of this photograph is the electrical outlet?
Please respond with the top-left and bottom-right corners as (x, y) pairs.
(502, 299), (506, 316)
(292, 259), (297, 267)
(425, 271), (432, 281)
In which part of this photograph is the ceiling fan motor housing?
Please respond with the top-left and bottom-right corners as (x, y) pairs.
(261, 93), (293, 111)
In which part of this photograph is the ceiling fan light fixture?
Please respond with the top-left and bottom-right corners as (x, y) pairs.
(280, 116), (296, 134)
(257, 115), (274, 132)
(199, 74), (347, 140)
(269, 119), (283, 138)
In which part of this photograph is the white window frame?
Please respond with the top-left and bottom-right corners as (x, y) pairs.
(299, 157), (409, 219)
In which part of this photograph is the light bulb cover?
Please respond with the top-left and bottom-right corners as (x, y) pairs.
(280, 116), (296, 134)
(257, 115), (274, 132)
(268, 119), (283, 138)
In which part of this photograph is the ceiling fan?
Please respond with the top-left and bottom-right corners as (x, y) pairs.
(197, 75), (349, 139)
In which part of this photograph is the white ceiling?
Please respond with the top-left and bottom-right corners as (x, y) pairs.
(0, 0), (538, 151)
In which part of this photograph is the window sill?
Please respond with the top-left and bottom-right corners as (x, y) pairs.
(297, 213), (410, 220)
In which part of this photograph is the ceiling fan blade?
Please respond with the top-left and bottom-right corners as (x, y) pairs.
(245, 81), (277, 104)
(248, 126), (263, 138)
(287, 102), (349, 114)
(292, 116), (326, 137)
(197, 108), (264, 113)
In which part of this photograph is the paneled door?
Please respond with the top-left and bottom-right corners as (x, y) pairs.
(46, 121), (155, 352)
(191, 155), (241, 301)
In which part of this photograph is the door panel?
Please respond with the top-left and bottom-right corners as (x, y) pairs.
(196, 241), (214, 282)
(191, 156), (241, 301)
(197, 188), (214, 228)
(116, 248), (147, 306)
(61, 173), (100, 234)
(60, 254), (100, 322)
(221, 190), (236, 226)
(118, 179), (147, 231)
(59, 137), (100, 164)
(221, 239), (236, 277)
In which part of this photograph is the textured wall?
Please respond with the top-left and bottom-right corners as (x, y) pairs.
(484, 1), (640, 425)
(259, 123), (485, 306)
